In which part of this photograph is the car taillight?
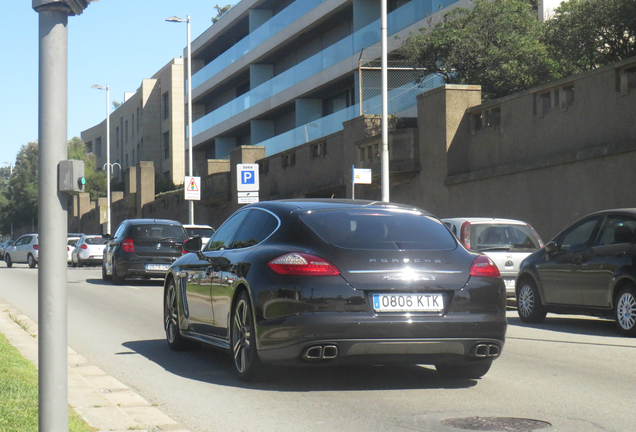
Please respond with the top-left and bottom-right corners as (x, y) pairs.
(122, 238), (135, 253)
(33, 244), (39, 250)
(268, 253), (340, 276)
(182, 240), (187, 254)
(469, 255), (500, 277)
(460, 221), (471, 249)
(81, 244), (88, 249)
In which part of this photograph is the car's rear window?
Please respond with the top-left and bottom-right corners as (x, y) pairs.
(471, 223), (542, 251)
(130, 224), (187, 241)
(85, 237), (109, 245)
(301, 209), (457, 250)
(186, 227), (215, 238)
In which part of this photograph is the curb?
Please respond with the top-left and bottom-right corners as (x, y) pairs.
(0, 296), (192, 432)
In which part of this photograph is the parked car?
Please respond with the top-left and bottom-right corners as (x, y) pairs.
(442, 217), (544, 297)
(67, 236), (81, 265)
(0, 240), (13, 260)
(4, 234), (39, 268)
(102, 219), (188, 285)
(71, 235), (109, 267)
(516, 209), (636, 336)
(164, 199), (507, 381)
(182, 224), (215, 246)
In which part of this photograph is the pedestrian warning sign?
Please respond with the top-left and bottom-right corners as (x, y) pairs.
(184, 176), (201, 201)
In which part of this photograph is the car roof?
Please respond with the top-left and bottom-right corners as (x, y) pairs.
(441, 217), (531, 225)
(123, 219), (183, 225)
(246, 199), (432, 215)
(183, 224), (214, 229)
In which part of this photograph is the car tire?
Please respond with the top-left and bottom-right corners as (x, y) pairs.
(231, 291), (263, 381)
(5, 254), (12, 268)
(615, 285), (636, 337)
(102, 260), (112, 281)
(27, 254), (37, 268)
(164, 278), (193, 351)
(517, 278), (546, 323)
(111, 261), (124, 285)
(435, 360), (493, 379)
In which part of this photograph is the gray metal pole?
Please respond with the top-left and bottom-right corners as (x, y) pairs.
(37, 6), (69, 432)
(381, 0), (389, 202)
(187, 15), (194, 225)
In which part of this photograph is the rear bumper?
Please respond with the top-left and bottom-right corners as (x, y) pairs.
(256, 313), (506, 366)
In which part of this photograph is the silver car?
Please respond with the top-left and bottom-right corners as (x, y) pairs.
(71, 235), (109, 267)
(4, 234), (39, 268)
(442, 218), (544, 297)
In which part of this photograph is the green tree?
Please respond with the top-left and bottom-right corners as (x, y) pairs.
(212, 4), (232, 23)
(401, 0), (559, 100)
(0, 142), (39, 234)
(67, 136), (106, 201)
(544, 0), (636, 74)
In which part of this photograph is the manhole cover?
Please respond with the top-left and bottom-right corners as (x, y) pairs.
(442, 417), (552, 431)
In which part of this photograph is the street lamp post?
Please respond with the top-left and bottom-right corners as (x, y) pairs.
(166, 15), (194, 225)
(92, 84), (111, 235)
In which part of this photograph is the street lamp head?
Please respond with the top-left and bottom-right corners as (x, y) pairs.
(166, 16), (187, 23)
(91, 84), (106, 90)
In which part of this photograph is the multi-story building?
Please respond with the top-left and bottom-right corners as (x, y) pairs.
(187, 0), (473, 172)
(82, 58), (186, 187)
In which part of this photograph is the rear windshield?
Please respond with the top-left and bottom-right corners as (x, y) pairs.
(471, 223), (542, 252)
(301, 209), (457, 250)
(85, 237), (109, 245)
(186, 227), (215, 238)
(130, 224), (187, 241)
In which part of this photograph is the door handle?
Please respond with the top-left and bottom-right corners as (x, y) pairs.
(615, 251), (626, 258)
(573, 255), (582, 264)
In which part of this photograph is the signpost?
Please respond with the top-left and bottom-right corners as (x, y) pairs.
(184, 175), (201, 201)
(352, 165), (372, 199)
(237, 164), (259, 203)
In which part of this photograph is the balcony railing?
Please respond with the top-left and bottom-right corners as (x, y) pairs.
(192, 0), (462, 139)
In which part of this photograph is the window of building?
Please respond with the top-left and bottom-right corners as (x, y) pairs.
(163, 132), (170, 159)
(136, 107), (140, 133)
(125, 154), (128, 167)
(132, 114), (135, 139)
(236, 81), (250, 97)
(116, 127), (120, 149)
(137, 143), (140, 161)
(95, 137), (102, 157)
(259, 161), (270, 176)
(162, 92), (169, 120)
(311, 142), (327, 159)
(323, 87), (354, 116)
(470, 107), (501, 134)
(125, 120), (128, 145)
(281, 151), (296, 168)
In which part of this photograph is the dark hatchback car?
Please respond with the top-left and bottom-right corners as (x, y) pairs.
(516, 209), (636, 336)
(103, 219), (188, 285)
(163, 199), (507, 381)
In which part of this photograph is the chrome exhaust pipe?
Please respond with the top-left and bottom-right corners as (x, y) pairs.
(473, 343), (500, 358)
(322, 345), (338, 359)
(304, 346), (323, 359)
(487, 344), (500, 357)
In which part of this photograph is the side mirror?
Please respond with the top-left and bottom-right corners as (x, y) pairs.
(102, 234), (113, 240)
(544, 241), (557, 254)
(183, 236), (203, 253)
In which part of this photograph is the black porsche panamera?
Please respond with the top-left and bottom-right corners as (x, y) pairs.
(163, 199), (507, 381)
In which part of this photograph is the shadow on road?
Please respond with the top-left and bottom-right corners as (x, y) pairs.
(84, 278), (164, 287)
(121, 339), (480, 392)
(507, 314), (625, 339)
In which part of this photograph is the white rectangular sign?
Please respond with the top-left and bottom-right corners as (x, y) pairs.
(184, 176), (201, 200)
(238, 191), (259, 204)
(353, 168), (372, 184)
(237, 164), (260, 192)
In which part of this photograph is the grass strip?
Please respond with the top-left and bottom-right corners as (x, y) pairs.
(0, 331), (95, 432)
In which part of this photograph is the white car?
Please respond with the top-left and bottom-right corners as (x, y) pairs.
(442, 217), (544, 297)
(183, 224), (215, 247)
(71, 235), (109, 267)
(4, 234), (39, 268)
(67, 236), (81, 264)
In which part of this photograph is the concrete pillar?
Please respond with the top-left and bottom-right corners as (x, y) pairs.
(125, 165), (137, 194)
(353, 0), (380, 32)
(136, 161), (155, 218)
(216, 137), (238, 159)
(249, 9), (272, 32)
(250, 64), (274, 89)
(251, 120), (275, 145)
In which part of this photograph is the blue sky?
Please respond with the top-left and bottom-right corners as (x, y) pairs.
(2, 0), (236, 168)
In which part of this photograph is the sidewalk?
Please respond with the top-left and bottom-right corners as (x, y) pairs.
(0, 296), (192, 432)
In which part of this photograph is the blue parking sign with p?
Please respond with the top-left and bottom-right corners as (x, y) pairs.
(237, 164), (259, 192)
(242, 170), (255, 184)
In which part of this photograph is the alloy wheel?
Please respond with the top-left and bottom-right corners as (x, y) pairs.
(165, 283), (178, 344)
(518, 284), (535, 318)
(232, 297), (252, 373)
(617, 291), (636, 331)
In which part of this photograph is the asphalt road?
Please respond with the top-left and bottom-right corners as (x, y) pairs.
(1, 262), (635, 432)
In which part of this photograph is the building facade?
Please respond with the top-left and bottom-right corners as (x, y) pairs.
(81, 58), (186, 187)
